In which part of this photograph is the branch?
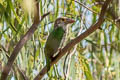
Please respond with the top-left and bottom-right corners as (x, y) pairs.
(74, 0), (117, 28)
(1, 0), (50, 79)
(34, 0), (112, 80)
(1, 45), (29, 80)
(74, 0), (97, 14)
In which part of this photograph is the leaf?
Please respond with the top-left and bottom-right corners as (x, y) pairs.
(78, 54), (93, 80)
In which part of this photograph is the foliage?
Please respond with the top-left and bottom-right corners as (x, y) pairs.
(0, 0), (119, 80)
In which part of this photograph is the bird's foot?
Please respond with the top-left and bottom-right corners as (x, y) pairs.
(99, 27), (102, 30)
(58, 48), (62, 52)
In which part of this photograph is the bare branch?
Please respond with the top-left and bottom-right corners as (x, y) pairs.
(34, 0), (112, 80)
(74, 0), (97, 14)
(1, 0), (50, 79)
(74, 0), (117, 28)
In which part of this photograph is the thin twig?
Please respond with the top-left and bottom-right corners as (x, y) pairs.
(16, 65), (29, 80)
(74, 0), (97, 14)
(34, 0), (112, 80)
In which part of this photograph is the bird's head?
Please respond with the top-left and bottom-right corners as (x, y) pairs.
(54, 17), (75, 30)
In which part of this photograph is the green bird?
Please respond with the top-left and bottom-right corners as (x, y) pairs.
(44, 17), (75, 71)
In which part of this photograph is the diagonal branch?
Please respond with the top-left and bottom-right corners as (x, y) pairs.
(34, 0), (112, 80)
(74, 0), (97, 14)
(1, 0), (50, 79)
(1, 45), (29, 80)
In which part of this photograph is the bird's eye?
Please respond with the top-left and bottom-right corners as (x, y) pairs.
(61, 18), (65, 21)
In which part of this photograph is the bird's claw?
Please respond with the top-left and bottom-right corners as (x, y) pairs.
(58, 48), (62, 52)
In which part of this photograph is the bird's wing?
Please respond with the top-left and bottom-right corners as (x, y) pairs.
(44, 27), (65, 71)
(44, 27), (65, 58)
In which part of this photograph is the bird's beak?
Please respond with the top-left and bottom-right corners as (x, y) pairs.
(66, 18), (75, 24)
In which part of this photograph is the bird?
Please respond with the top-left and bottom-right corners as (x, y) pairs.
(44, 17), (75, 71)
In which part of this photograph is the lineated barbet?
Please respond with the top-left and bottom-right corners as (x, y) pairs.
(44, 17), (75, 71)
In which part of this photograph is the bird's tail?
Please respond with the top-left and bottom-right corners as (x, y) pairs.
(46, 57), (51, 72)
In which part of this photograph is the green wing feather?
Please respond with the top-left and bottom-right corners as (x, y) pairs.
(44, 27), (65, 71)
